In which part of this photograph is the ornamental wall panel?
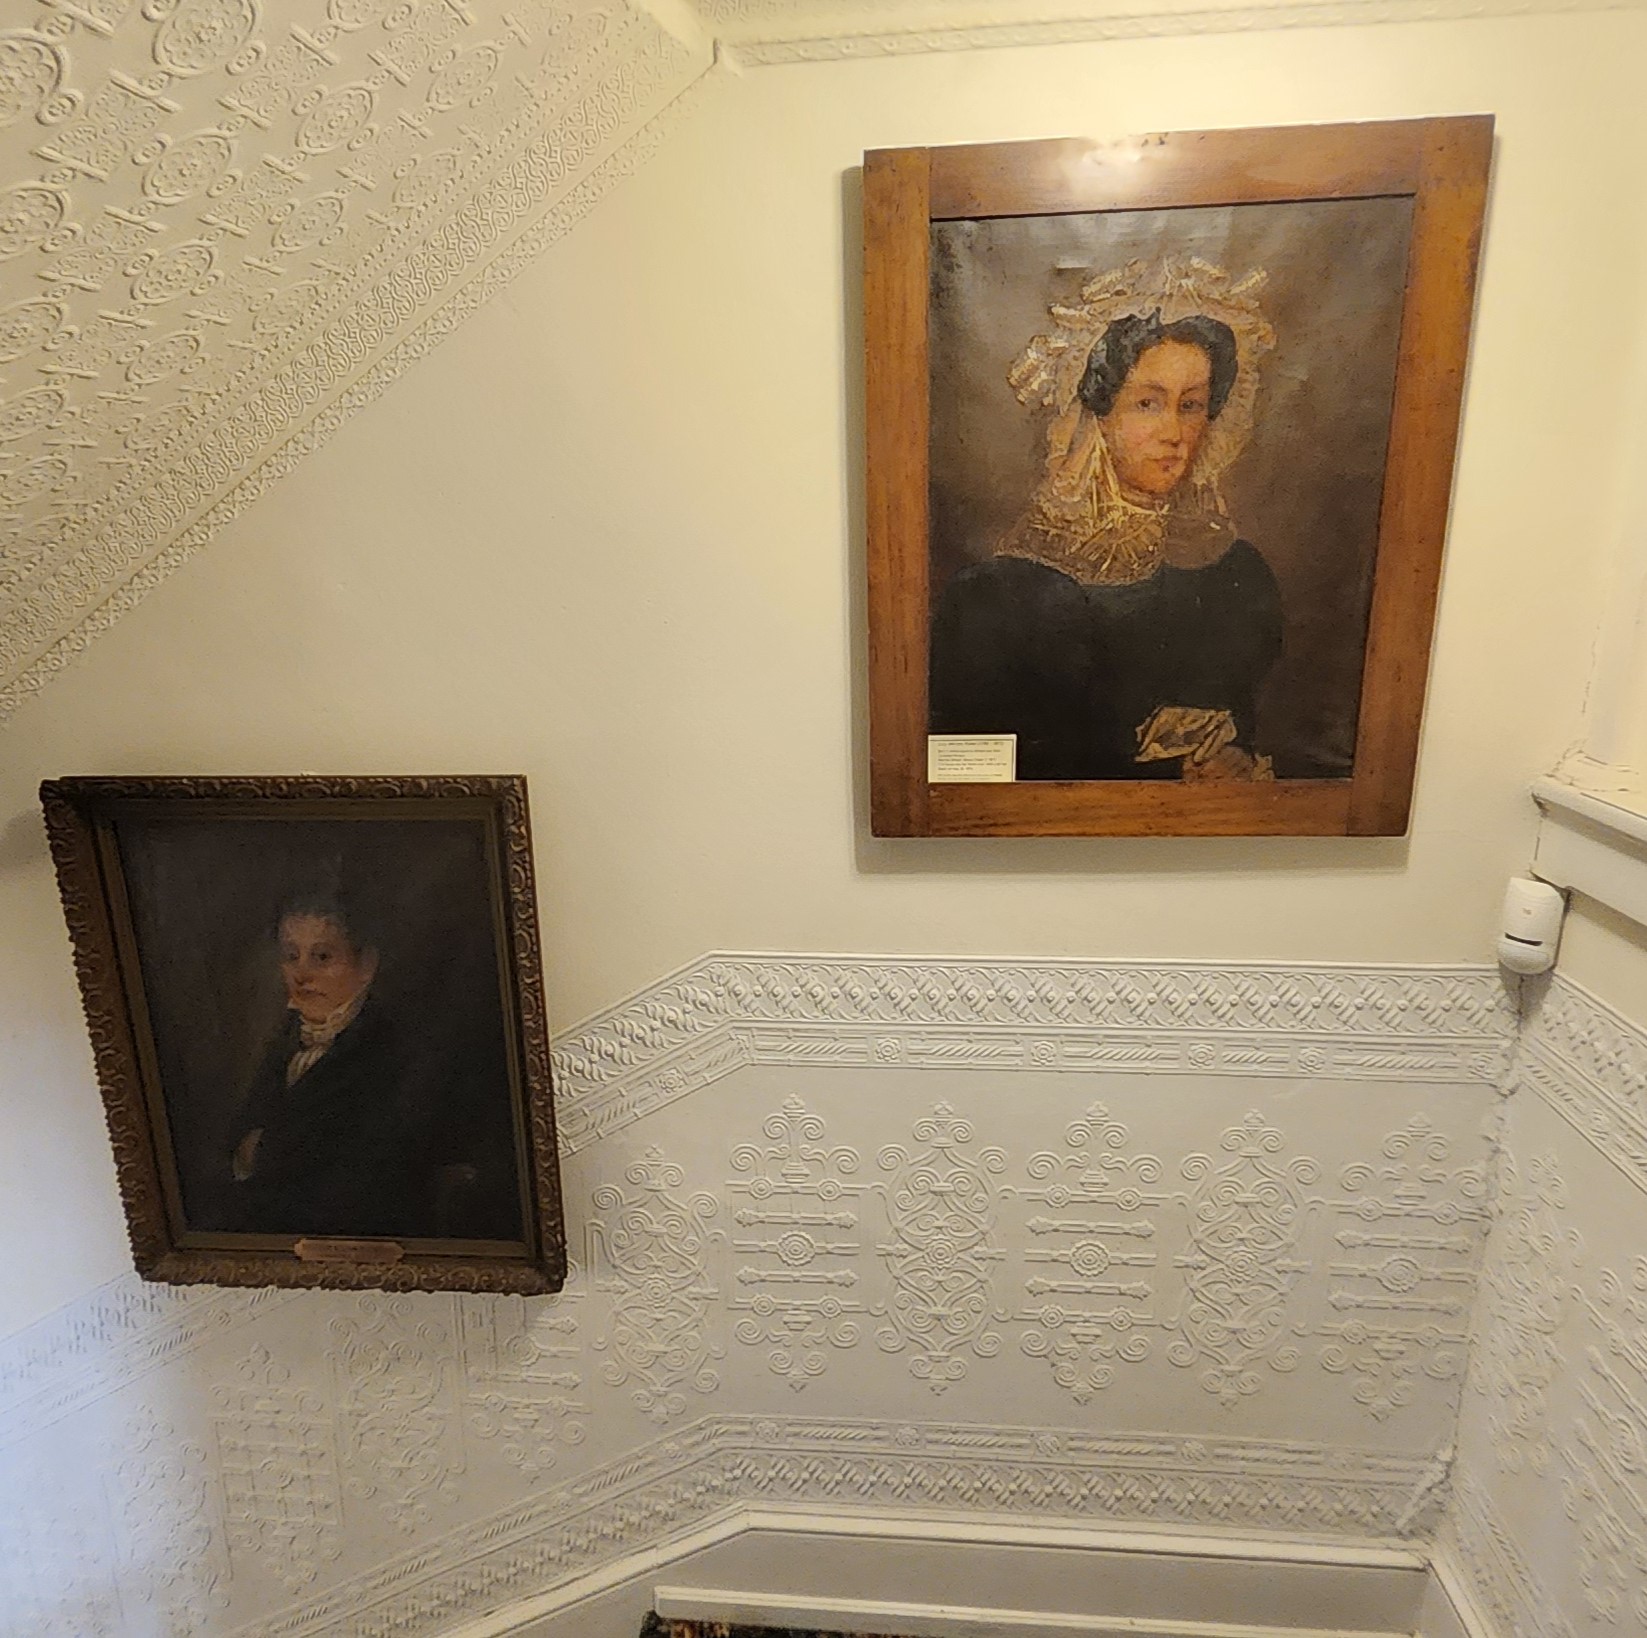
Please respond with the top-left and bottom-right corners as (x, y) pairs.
(0, 955), (1510, 1636)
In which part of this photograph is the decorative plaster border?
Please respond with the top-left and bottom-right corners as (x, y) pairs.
(0, 1276), (288, 1447)
(548, 955), (1515, 1153)
(712, 0), (1647, 64)
(243, 1414), (1444, 1638)
(1440, 1471), (1574, 1638)
(1511, 973), (1647, 1197)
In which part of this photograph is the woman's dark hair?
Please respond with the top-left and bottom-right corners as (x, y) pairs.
(1077, 310), (1239, 421)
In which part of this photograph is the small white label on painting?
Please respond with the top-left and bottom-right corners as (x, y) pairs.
(927, 734), (1017, 783)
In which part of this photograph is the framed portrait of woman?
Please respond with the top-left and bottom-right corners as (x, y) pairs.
(40, 774), (565, 1293)
(864, 117), (1494, 836)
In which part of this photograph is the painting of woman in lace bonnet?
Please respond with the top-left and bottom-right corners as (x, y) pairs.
(931, 254), (1284, 782)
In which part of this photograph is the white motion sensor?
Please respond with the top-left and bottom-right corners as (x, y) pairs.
(1496, 876), (1566, 975)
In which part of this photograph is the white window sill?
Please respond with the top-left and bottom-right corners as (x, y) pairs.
(1531, 775), (1647, 931)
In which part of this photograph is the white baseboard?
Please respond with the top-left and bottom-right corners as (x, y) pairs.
(446, 1508), (1438, 1638)
(654, 1583), (1406, 1638)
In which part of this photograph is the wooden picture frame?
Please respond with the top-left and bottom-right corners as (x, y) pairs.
(865, 117), (1493, 837)
(40, 774), (566, 1294)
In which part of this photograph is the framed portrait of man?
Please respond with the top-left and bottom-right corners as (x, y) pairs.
(864, 117), (1494, 837)
(40, 774), (565, 1294)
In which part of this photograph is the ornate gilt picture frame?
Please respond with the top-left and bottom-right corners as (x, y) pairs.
(40, 774), (565, 1294)
(865, 117), (1493, 836)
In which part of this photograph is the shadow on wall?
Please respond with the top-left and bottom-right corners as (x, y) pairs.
(0, 805), (49, 873)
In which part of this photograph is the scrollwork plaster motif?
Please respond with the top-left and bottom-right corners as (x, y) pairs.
(1565, 1258), (1647, 1627)
(459, 1286), (589, 1478)
(1473, 1151), (1583, 1474)
(110, 1406), (231, 1633)
(729, 1094), (867, 1389)
(1169, 1111), (1317, 1404)
(590, 1146), (724, 1423)
(1012, 1102), (1162, 1402)
(1317, 1115), (1487, 1420)
(330, 1294), (463, 1533)
(0, 1441), (122, 1636)
(874, 1102), (1008, 1390)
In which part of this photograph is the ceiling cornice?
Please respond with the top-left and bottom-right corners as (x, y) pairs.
(0, 0), (710, 722)
(697, 0), (1647, 64)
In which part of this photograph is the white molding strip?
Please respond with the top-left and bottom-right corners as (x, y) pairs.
(1426, 1539), (1504, 1638)
(707, 0), (1647, 64)
(652, 1585), (1404, 1638)
(245, 1416), (1441, 1638)
(1532, 776), (1647, 931)
(727, 1509), (1427, 1567)
(446, 1511), (1427, 1638)
(1511, 971), (1647, 1196)
(549, 955), (1514, 1153)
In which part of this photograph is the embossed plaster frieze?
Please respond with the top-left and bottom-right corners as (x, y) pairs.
(1512, 976), (1647, 1195)
(1443, 1470), (1578, 1638)
(0, 0), (709, 719)
(0, 1276), (291, 1444)
(549, 954), (1515, 1152)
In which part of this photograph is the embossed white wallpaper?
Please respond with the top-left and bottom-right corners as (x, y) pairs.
(0, 956), (1515, 1635)
(1442, 973), (1647, 1638)
(2, 3), (1646, 1635)
(0, 0), (708, 720)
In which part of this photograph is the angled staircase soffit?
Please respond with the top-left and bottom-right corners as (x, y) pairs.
(0, 0), (709, 721)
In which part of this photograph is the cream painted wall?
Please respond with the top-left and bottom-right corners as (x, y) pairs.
(1554, 893), (1647, 1018)
(2, 12), (1645, 1337)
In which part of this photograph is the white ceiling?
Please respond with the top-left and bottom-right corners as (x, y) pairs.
(0, 0), (1631, 718)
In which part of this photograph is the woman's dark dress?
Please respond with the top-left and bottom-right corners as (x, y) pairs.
(929, 542), (1282, 781)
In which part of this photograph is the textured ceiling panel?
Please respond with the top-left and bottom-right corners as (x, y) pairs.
(0, 0), (707, 719)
